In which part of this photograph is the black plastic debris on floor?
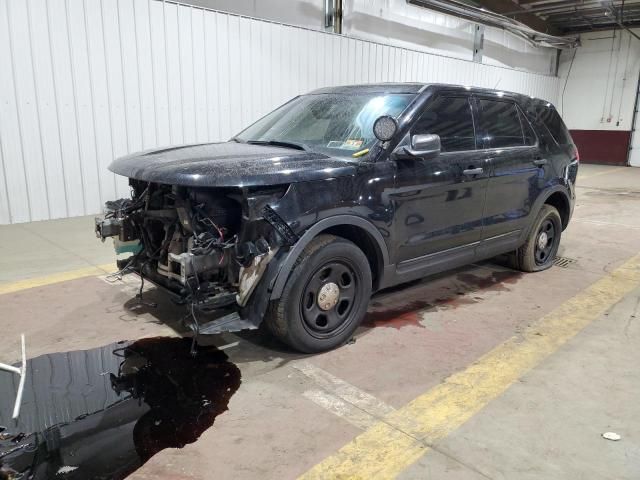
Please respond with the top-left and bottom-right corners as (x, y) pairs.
(0, 337), (241, 479)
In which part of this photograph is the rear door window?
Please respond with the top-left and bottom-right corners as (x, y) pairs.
(518, 108), (537, 146)
(413, 96), (476, 152)
(478, 99), (525, 149)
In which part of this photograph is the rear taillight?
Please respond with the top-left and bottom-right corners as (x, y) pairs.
(575, 146), (580, 163)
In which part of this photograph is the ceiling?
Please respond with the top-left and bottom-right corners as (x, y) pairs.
(467, 0), (640, 34)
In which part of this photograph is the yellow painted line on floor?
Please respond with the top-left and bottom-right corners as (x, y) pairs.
(300, 254), (640, 480)
(0, 263), (115, 295)
(579, 167), (625, 180)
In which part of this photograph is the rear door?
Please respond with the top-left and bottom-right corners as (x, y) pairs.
(474, 96), (543, 254)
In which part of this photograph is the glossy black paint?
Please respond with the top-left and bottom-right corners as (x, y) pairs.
(109, 83), (577, 301)
(110, 142), (357, 187)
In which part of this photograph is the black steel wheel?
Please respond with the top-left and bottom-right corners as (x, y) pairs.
(514, 204), (562, 272)
(266, 234), (372, 353)
(300, 261), (359, 338)
(534, 218), (556, 265)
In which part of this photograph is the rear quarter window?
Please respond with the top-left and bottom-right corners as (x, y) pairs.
(536, 107), (572, 146)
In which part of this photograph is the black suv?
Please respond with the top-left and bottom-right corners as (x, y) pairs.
(96, 83), (578, 353)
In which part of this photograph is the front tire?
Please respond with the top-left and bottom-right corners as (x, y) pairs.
(514, 204), (562, 272)
(266, 234), (372, 353)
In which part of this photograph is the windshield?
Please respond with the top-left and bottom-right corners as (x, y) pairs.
(235, 93), (414, 157)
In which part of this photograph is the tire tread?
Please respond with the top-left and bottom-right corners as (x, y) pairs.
(515, 204), (562, 272)
(267, 234), (336, 339)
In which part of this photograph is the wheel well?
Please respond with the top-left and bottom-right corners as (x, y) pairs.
(544, 192), (570, 230)
(322, 224), (383, 290)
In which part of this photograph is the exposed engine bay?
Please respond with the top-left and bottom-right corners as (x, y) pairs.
(95, 179), (297, 327)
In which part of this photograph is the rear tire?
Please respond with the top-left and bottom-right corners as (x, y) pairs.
(265, 234), (372, 353)
(513, 205), (562, 272)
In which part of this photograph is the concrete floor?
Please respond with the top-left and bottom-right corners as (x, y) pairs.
(0, 163), (639, 479)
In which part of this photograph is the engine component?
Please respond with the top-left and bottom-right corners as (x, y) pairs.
(190, 190), (241, 234)
(166, 251), (227, 285)
(95, 217), (122, 240)
(235, 237), (270, 267)
(96, 182), (284, 318)
(95, 198), (139, 241)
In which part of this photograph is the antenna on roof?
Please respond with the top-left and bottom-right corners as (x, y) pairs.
(494, 78), (501, 89)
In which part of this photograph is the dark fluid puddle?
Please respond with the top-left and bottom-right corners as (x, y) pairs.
(0, 337), (241, 479)
(363, 269), (523, 329)
(363, 300), (433, 329)
(455, 271), (522, 292)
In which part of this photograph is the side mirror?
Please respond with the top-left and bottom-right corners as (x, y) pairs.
(395, 134), (441, 159)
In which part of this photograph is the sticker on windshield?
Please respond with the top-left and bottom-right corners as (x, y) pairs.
(326, 139), (364, 150)
(343, 139), (364, 149)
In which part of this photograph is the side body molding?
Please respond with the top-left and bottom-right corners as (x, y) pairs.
(269, 215), (391, 299)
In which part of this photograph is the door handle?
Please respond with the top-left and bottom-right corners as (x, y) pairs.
(533, 158), (548, 167)
(463, 167), (483, 176)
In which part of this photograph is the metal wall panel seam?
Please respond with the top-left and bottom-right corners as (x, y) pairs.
(147, 0), (160, 146)
(84, 0), (106, 207)
(191, 8), (210, 142)
(225, 14), (234, 136)
(196, 10), (206, 142)
(25, 0), (52, 219)
(116, 0), (132, 157)
(63, 0), (87, 215)
(162, 0), (173, 145)
(176, 3), (186, 143)
(216, 12), (228, 140)
(132, 0), (147, 150)
(263, 21), (272, 116)
(0, 125), (12, 224)
(204, 12), (216, 140)
(238, 17), (247, 126)
(201, 10), (210, 141)
(250, 19), (258, 123)
(44, 0), (70, 218)
(191, 8), (203, 142)
(101, 0), (124, 199)
(6, 0), (33, 222)
(232, 15), (243, 132)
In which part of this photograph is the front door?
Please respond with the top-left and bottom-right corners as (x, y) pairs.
(474, 96), (544, 252)
(391, 94), (489, 268)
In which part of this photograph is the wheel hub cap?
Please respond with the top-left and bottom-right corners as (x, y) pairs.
(317, 282), (340, 311)
(537, 231), (548, 250)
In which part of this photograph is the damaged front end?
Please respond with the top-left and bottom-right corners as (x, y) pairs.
(96, 179), (296, 333)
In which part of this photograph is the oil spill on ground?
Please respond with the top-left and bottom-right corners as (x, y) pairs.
(363, 269), (523, 329)
(362, 300), (433, 329)
(455, 271), (522, 292)
(0, 337), (241, 480)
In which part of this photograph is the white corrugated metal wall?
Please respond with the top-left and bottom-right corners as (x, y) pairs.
(0, 0), (560, 225)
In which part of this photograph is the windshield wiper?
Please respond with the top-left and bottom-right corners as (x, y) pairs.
(245, 140), (307, 151)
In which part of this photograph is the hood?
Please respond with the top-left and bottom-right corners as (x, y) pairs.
(108, 142), (358, 188)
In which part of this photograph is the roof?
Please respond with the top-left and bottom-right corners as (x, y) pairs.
(309, 83), (427, 95)
(307, 82), (550, 106)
